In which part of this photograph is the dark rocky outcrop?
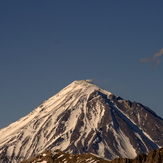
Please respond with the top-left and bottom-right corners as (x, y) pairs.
(20, 147), (163, 163)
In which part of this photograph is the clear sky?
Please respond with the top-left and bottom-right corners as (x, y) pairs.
(0, 1), (163, 129)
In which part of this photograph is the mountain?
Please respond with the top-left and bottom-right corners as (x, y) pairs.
(0, 80), (163, 163)
(20, 147), (163, 163)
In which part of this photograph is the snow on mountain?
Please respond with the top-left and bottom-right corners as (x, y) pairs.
(0, 80), (163, 163)
(20, 150), (111, 163)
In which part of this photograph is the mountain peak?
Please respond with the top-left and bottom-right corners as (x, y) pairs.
(70, 79), (94, 87)
(70, 79), (94, 86)
(74, 79), (93, 83)
(57, 79), (112, 98)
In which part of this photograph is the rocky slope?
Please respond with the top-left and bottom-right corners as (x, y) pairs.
(20, 147), (163, 163)
(0, 80), (163, 162)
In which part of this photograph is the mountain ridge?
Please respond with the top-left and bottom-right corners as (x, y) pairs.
(0, 80), (163, 162)
(20, 147), (163, 163)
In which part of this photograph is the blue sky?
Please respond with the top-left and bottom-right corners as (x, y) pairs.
(0, 1), (163, 129)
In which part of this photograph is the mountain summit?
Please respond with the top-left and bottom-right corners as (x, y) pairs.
(0, 80), (163, 162)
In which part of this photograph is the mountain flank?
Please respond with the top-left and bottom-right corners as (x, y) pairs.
(0, 80), (163, 162)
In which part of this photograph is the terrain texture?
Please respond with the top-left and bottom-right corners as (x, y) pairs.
(0, 80), (163, 162)
(20, 147), (163, 163)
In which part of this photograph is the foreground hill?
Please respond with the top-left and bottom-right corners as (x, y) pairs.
(0, 80), (163, 162)
(20, 147), (163, 163)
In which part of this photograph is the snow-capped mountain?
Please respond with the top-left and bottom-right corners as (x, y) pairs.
(0, 80), (163, 163)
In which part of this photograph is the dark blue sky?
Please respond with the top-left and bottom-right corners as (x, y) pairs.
(0, 1), (163, 129)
